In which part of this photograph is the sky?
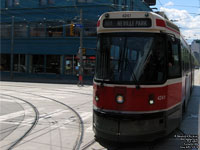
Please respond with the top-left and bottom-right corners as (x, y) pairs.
(152, 0), (200, 44)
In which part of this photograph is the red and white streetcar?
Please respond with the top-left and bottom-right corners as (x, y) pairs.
(93, 11), (195, 145)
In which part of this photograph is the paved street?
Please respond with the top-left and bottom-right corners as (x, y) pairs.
(0, 70), (200, 150)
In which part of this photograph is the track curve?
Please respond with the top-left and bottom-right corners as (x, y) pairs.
(0, 87), (85, 150)
(1, 94), (39, 150)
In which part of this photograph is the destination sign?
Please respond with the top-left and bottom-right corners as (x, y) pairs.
(103, 18), (152, 28)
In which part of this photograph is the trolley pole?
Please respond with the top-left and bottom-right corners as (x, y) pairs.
(79, 9), (83, 85)
(10, 16), (14, 80)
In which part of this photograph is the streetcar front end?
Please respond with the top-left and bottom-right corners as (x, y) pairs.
(93, 11), (183, 146)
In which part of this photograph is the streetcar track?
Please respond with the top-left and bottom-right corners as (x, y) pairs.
(1, 86), (189, 150)
(0, 95), (26, 141)
(81, 139), (96, 150)
(27, 92), (84, 150)
(0, 83), (192, 150)
(0, 88), (85, 150)
(1, 94), (39, 150)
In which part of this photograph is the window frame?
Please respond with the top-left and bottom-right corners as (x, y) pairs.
(167, 35), (182, 79)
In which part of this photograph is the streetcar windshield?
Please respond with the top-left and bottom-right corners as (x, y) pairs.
(95, 33), (166, 84)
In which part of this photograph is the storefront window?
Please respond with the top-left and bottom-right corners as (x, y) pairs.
(78, 0), (93, 2)
(47, 23), (63, 37)
(39, 0), (47, 5)
(13, 54), (26, 72)
(84, 21), (96, 37)
(13, 0), (20, 6)
(31, 55), (45, 73)
(46, 55), (60, 74)
(39, 0), (54, 5)
(65, 56), (74, 75)
(83, 57), (95, 75)
(14, 23), (28, 38)
(0, 24), (11, 39)
(30, 23), (46, 37)
(48, 0), (54, 4)
(0, 54), (10, 71)
(5, 0), (13, 7)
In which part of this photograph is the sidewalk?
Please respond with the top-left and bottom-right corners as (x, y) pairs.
(0, 72), (93, 85)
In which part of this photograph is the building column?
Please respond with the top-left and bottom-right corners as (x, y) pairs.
(63, 24), (66, 37)
(44, 55), (46, 73)
(61, 55), (65, 75)
(25, 54), (30, 74)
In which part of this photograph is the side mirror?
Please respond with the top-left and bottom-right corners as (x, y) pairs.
(167, 34), (178, 44)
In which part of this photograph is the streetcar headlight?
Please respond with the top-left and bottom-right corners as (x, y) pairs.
(149, 99), (154, 105)
(116, 95), (124, 104)
(149, 94), (155, 105)
(95, 96), (99, 102)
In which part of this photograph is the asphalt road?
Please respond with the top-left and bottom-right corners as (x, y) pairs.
(0, 69), (199, 150)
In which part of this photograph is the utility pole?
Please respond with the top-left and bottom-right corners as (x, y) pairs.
(79, 9), (83, 85)
(10, 16), (14, 80)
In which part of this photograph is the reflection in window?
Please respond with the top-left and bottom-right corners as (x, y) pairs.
(168, 41), (181, 77)
(46, 55), (60, 74)
(39, 0), (47, 5)
(14, 23), (28, 38)
(130, 0), (133, 10)
(83, 58), (95, 75)
(78, 0), (93, 2)
(96, 33), (166, 84)
(14, 0), (19, 6)
(5, 0), (13, 7)
(40, 0), (54, 5)
(0, 24), (11, 38)
(65, 57), (73, 75)
(13, 54), (26, 72)
(48, 0), (54, 4)
(84, 21), (97, 37)
(0, 54), (10, 71)
(47, 23), (63, 37)
(31, 55), (45, 73)
(30, 23), (46, 37)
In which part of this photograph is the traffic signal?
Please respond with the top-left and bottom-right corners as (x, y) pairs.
(82, 48), (86, 55)
(70, 24), (75, 36)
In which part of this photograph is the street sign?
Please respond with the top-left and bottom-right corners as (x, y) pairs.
(75, 24), (83, 28)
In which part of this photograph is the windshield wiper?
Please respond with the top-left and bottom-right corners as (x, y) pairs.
(125, 59), (141, 89)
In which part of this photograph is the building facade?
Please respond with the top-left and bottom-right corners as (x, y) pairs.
(0, 0), (153, 80)
(191, 40), (200, 65)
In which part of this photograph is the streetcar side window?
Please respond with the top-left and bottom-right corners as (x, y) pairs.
(168, 40), (181, 78)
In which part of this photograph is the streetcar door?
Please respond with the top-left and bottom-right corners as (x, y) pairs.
(167, 36), (182, 103)
(167, 36), (181, 79)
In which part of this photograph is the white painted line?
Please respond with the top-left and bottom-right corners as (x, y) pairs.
(0, 109), (33, 122)
(86, 125), (93, 133)
(80, 112), (92, 121)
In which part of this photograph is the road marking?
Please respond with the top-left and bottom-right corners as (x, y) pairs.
(80, 112), (92, 121)
(0, 109), (33, 122)
(86, 125), (93, 133)
(0, 109), (69, 125)
(1, 109), (94, 132)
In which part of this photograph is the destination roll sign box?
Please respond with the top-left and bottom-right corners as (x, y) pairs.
(103, 18), (152, 28)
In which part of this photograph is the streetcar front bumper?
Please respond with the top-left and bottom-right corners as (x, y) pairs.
(93, 107), (181, 145)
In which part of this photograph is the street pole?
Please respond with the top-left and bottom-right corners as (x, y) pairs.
(10, 16), (14, 80)
(79, 9), (83, 84)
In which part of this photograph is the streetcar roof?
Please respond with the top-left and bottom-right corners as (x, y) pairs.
(97, 11), (180, 38)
